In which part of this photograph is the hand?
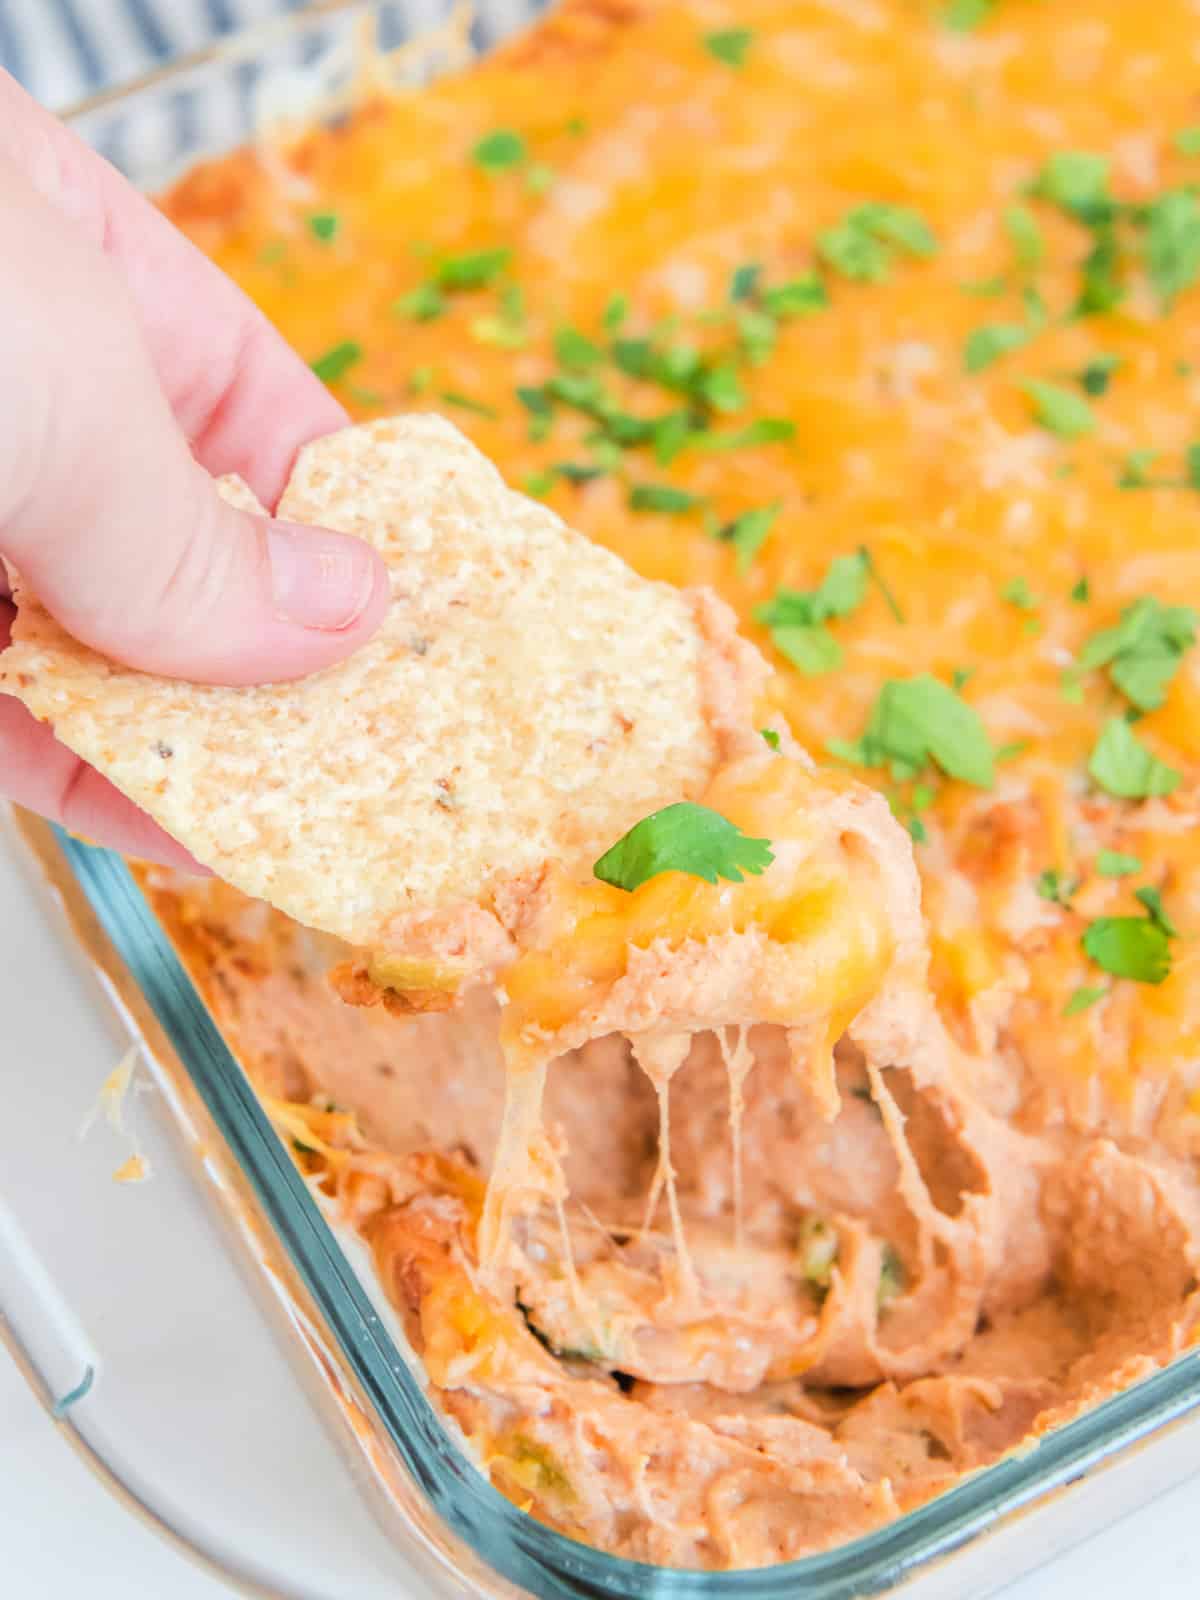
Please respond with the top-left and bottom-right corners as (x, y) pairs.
(0, 71), (390, 870)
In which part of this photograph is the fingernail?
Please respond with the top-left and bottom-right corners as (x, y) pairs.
(266, 522), (377, 632)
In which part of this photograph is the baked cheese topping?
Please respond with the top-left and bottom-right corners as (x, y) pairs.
(141, 0), (1200, 1571)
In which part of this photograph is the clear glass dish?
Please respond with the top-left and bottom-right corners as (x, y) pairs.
(7, 3), (1200, 1595)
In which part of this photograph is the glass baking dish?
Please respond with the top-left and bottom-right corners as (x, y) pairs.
(7, 2), (1200, 1595)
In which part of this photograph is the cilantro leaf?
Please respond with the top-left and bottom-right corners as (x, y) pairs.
(763, 276), (828, 316)
(594, 802), (774, 890)
(602, 293), (629, 330)
(1078, 354), (1121, 396)
(310, 340), (362, 384)
(760, 728), (781, 751)
(1071, 576), (1091, 603)
(839, 675), (995, 788)
(1082, 916), (1172, 983)
(943, 0), (996, 29)
(555, 326), (603, 370)
(1036, 869), (1077, 906)
(435, 248), (513, 289)
(473, 129), (527, 171)
(1135, 885), (1178, 936)
(1032, 151), (1112, 216)
(704, 28), (754, 68)
(1088, 716), (1181, 799)
(395, 283), (445, 321)
(628, 484), (703, 514)
(818, 204), (937, 282)
(307, 211), (339, 243)
(718, 504), (780, 573)
(1023, 379), (1096, 439)
(1176, 127), (1200, 156)
(1077, 595), (1197, 711)
(772, 625), (843, 677)
(1096, 850), (1143, 877)
(1145, 189), (1200, 305)
(965, 323), (1030, 373)
(1002, 577), (1038, 610)
(756, 551), (870, 631)
(730, 262), (762, 302)
(1063, 985), (1107, 1016)
(1004, 204), (1044, 269)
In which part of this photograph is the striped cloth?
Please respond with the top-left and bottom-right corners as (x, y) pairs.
(0, 0), (307, 109)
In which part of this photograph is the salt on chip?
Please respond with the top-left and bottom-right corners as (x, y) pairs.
(0, 415), (762, 957)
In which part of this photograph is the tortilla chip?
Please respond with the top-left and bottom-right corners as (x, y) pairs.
(0, 415), (760, 953)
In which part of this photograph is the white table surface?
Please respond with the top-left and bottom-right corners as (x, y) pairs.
(1, 817), (1196, 1599)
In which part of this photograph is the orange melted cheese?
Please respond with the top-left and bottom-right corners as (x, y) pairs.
(163, 0), (1200, 1100)
(501, 757), (894, 1047)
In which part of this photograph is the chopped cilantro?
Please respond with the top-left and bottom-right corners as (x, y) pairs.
(763, 275), (829, 316)
(1077, 595), (1198, 711)
(1176, 127), (1200, 156)
(1082, 915), (1172, 984)
(759, 728), (781, 751)
(703, 27), (754, 68)
(771, 625), (844, 676)
(310, 340), (362, 384)
(961, 276), (1010, 297)
(473, 129), (527, 171)
(831, 675), (995, 789)
(698, 363), (746, 413)
(1118, 448), (1164, 488)
(1036, 869), (1077, 906)
(943, 0), (995, 28)
(551, 461), (606, 484)
(1135, 885), (1178, 936)
(555, 326), (603, 370)
(730, 262), (762, 302)
(965, 323), (1029, 373)
(602, 293), (629, 330)
(394, 283), (445, 321)
(1145, 189), (1200, 305)
(594, 802), (774, 890)
(1023, 379), (1096, 439)
(1004, 204), (1044, 269)
(524, 470), (557, 498)
(1078, 354), (1122, 396)
(628, 483), (703, 514)
(1096, 850), (1143, 877)
(1187, 443), (1200, 488)
(996, 739), (1031, 762)
(435, 248), (513, 290)
(1071, 576), (1091, 603)
(439, 390), (498, 420)
(408, 365), (433, 394)
(818, 203), (937, 282)
(1088, 716), (1181, 799)
(717, 504), (780, 573)
(1002, 577), (1038, 610)
(1063, 985), (1107, 1016)
(908, 816), (929, 844)
(696, 418), (797, 452)
(736, 308), (778, 364)
(307, 210), (339, 243)
(1032, 151), (1112, 216)
(756, 551), (870, 631)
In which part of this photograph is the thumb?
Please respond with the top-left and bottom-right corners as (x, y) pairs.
(0, 155), (388, 686)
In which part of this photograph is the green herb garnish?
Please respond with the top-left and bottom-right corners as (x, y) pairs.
(1078, 595), (1198, 711)
(1036, 869), (1077, 906)
(703, 28), (753, 68)
(395, 283), (445, 321)
(717, 504), (780, 573)
(1002, 577), (1038, 611)
(310, 340), (363, 384)
(1063, 985), (1107, 1016)
(818, 203), (937, 282)
(435, 248), (513, 290)
(473, 129), (528, 171)
(965, 323), (1029, 373)
(1096, 850), (1143, 877)
(1082, 915), (1172, 984)
(1088, 716), (1181, 799)
(1004, 203), (1044, 269)
(307, 211), (339, 243)
(1023, 379), (1096, 439)
(760, 728), (781, 751)
(628, 484), (703, 514)
(1135, 885), (1178, 936)
(830, 675), (994, 788)
(594, 803), (774, 891)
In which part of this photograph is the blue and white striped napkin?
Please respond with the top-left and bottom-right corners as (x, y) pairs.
(0, 0), (306, 108)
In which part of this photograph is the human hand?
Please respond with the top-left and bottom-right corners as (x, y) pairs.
(0, 71), (390, 869)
